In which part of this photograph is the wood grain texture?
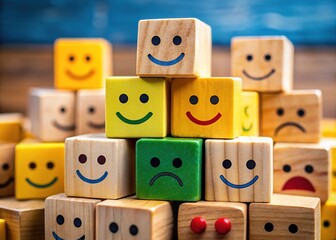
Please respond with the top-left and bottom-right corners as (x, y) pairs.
(0, 143), (15, 197)
(0, 197), (45, 240)
(249, 194), (320, 240)
(96, 198), (173, 240)
(137, 18), (211, 78)
(178, 201), (247, 240)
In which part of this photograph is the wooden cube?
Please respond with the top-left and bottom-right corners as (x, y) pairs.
(241, 91), (259, 136)
(65, 134), (135, 199)
(29, 88), (75, 142)
(0, 219), (5, 240)
(273, 140), (333, 203)
(96, 198), (173, 240)
(54, 38), (112, 90)
(205, 136), (273, 202)
(15, 142), (65, 200)
(260, 90), (322, 143)
(178, 201), (247, 240)
(172, 77), (242, 138)
(45, 193), (101, 240)
(0, 197), (45, 240)
(137, 18), (211, 78)
(0, 113), (23, 143)
(76, 89), (105, 135)
(231, 36), (294, 92)
(106, 77), (169, 138)
(249, 194), (320, 240)
(331, 144), (336, 192)
(0, 144), (15, 197)
(321, 192), (336, 240)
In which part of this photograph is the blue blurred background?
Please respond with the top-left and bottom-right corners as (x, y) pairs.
(0, 0), (335, 45)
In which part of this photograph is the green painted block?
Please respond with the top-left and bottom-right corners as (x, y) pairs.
(136, 137), (203, 201)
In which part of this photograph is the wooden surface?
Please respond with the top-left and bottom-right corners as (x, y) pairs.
(0, 45), (335, 118)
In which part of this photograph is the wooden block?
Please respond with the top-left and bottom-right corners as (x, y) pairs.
(171, 77), (242, 138)
(260, 90), (322, 143)
(0, 144), (15, 197)
(45, 193), (101, 240)
(136, 137), (203, 201)
(332, 144), (336, 192)
(54, 38), (112, 90)
(96, 198), (173, 240)
(106, 77), (169, 138)
(0, 197), (45, 240)
(29, 88), (75, 142)
(76, 89), (105, 135)
(0, 219), (5, 240)
(178, 201), (247, 240)
(205, 136), (273, 202)
(241, 91), (259, 136)
(0, 113), (23, 143)
(231, 36), (294, 92)
(321, 192), (336, 240)
(322, 118), (336, 137)
(136, 18), (212, 78)
(249, 194), (320, 240)
(273, 140), (333, 203)
(15, 142), (64, 200)
(65, 133), (135, 199)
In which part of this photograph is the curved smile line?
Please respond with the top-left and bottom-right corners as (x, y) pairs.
(243, 69), (275, 80)
(148, 53), (185, 66)
(87, 121), (105, 129)
(242, 122), (253, 132)
(149, 172), (183, 186)
(52, 120), (75, 131)
(0, 177), (14, 188)
(186, 111), (222, 126)
(66, 69), (95, 80)
(274, 122), (306, 136)
(52, 231), (85, 240)
(76, 170), (108, 184)
(220, 175), (259, 189)
(116, 112), (153, 125)
(26, 177), (58, 188)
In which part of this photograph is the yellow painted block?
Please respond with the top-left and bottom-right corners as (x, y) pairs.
(106, 77), (169, 138)
(323, 118), (336, 137)
(15, 143), (64, 200)
(321, 193), (336, 240)
(331, 144), (336, 192)
(241, 91), (259, 136)
(54, 38), (112, 90)
(0, 219), (5, 240)
(171, 77), (242, 138)
(0, 113), (23, 143)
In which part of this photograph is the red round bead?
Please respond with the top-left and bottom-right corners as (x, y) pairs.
(215, 217), (231, 235)
(190, 217), (207, 234)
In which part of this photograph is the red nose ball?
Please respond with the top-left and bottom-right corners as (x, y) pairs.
(215, 218), (231, 235)
(190, 217), (207, 234)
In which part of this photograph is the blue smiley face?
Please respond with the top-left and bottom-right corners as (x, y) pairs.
(76, 154), (108, 184)
(52, 214), (85, 240)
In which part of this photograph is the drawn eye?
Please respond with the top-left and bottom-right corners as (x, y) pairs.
(85, 55), (91, 62)
(29, 162), (36, 170)
(173, 36), (182, 45)
(222, 159), (232, 169)
(74, 217), (82, 228)
(151, 36), (161, 46)
(297, 108), (305, 117)
(246, 160), (256, 170)
(172, 158), (182, 168)
(150, 157), (160, 168)
(88, 106), (95, 114)
(2, 163), (9, 171)
(288, 224), (298, 234)
(264, 54), (272, 61)
(264, 222), (274, 232)
(129, 225), (138, 236)
(323, 220), (330, 228)
(97, 155), (106, 165)
(69, 55), (75, 62)
(56, 215), (64, 225)
(140, 94), (149, 103)
(210, 95), (219, 105)
(283, 165), (291, 172)
(47, 161), (54, 169)
(78, 154), (87, 164)
(189, 95), (198, 105)
(109, 222), (119, 233)
(304, 165), (313, 173)
(60, 106), (66, 114)
(276, 107), (284, 117)
(119, 94), (128, 104)
(246, 54), (253, 61)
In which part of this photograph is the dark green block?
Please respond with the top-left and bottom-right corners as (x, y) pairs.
(136, 137), (203, 201)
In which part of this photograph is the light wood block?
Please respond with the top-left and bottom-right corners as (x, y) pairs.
(0, 219), (5, 240)
(321, 192), (336, 240)
(0, 113), (23, 143)
(231, 36), (294, 92)
(249, 194), (320, 240)
(29, 88), (75, 142)
(76, 89), (105, 135)
(54, 38), (112, 90)
(0, 144), (15, 197)
(106, 77), (169, 138)
(65, 134), (135, 199)
(322, 118), (336, 137)
(241, 91), (259, 136)
(96, 198), (173, 240)
(171, 77), (242, 138)
(45, 193), (101, 240)
(137, 18), (211, 78)
(205, 136), (273, 202)
(260, 90), (322, 143)
(178, 201), (247, 240)
(273, 139), (333, 203)
(0, 197), (45, 240)
(15, 142), (64, 200)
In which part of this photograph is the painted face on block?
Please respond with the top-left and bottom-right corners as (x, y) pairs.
(321, 193), (336, 239)
(0, 144), (15, 197)
(241, 91), (259, 136)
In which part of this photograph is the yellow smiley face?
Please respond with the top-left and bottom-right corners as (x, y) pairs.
(54, 38), (112, 90)
(241, 91), (259, 136)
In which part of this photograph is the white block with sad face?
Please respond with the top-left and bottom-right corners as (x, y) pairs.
(29, 88), (75, 142)
(231, 36), (294, 92)
(137, 18), (212, 78)
(65, 134), (135, 199)
(205, 136), (273, 202)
